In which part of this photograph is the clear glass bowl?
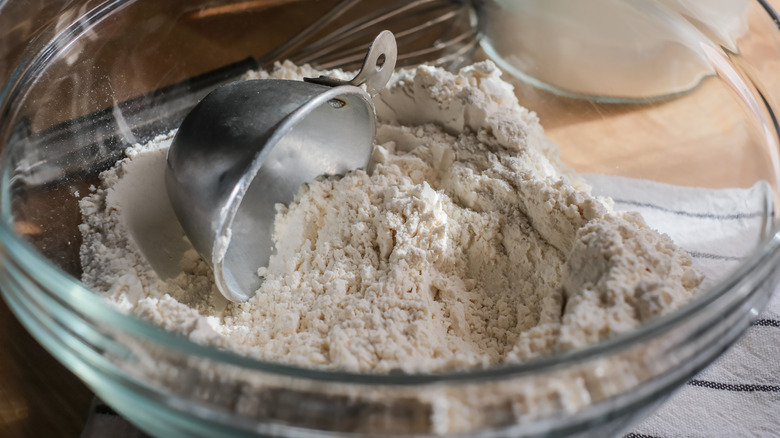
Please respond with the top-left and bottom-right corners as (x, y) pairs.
(2, 0), (780, 436)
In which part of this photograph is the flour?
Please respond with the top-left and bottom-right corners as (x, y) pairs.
(79, 61), (702, 374)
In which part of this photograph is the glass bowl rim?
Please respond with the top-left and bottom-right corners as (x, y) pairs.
(1, 0), (780, 387)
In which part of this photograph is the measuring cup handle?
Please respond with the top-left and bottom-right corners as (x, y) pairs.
(305, 30), (397, 97)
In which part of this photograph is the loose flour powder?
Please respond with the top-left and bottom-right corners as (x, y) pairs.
(79, 61), (702, 374)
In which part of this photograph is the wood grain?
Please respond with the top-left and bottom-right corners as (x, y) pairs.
(0, 300), (94, 437)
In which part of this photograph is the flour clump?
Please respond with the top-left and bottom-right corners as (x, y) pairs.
(79, 61), (702, 373)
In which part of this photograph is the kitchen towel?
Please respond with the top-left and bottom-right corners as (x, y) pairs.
(587, 175), (780, 438)
(81, 175), (780, 438)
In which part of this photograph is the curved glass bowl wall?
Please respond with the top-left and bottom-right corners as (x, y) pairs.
(1, 0), (780, 437)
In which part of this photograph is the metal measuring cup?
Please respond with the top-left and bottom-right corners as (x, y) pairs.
(165, 31), (397, 302)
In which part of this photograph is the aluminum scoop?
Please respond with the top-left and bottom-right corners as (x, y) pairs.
(165, 31), (397, 302)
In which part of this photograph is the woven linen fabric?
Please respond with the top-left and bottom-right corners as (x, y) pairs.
(82, 176), (780, 438)
(586, 175), (780, 438)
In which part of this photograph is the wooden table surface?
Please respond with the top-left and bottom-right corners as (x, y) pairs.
(2, 1), (780, 437)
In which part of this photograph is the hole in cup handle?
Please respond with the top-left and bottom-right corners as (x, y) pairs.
(376, 53), (387, 70)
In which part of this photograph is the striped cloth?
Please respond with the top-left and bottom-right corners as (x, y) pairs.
(586, 175), (780, 438)
(81, 398), (148, 438)
(81, 176), (780, 438)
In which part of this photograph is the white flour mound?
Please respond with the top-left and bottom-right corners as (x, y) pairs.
(79, 61), (702, 373)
